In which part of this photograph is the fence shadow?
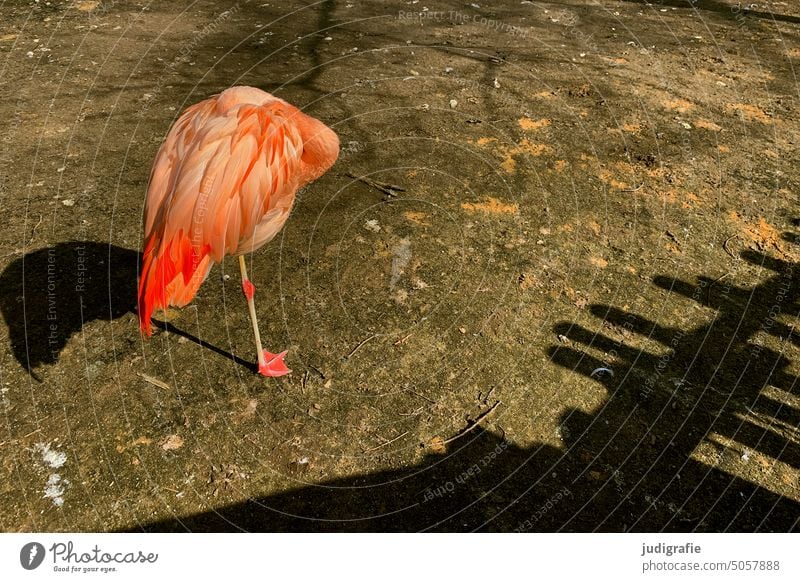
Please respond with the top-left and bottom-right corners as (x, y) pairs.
(126, 243), (798, 532)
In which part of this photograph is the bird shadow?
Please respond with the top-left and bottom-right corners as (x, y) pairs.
(151, 319), (257, 373)
(0, 242), (139, 378)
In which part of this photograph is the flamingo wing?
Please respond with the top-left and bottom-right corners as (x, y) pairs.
(138, 94), (306, 334)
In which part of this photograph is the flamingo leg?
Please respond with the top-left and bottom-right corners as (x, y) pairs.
(238, 255), (291, 377)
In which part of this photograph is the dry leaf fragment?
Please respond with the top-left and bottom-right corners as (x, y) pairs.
(161, 435), (184, 451)
(428, 435), (447, 454)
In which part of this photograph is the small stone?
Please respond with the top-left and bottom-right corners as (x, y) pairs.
(449, 99), (458, 108)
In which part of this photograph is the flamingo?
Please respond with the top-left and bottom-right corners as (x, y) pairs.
(137, 86), (339, 376)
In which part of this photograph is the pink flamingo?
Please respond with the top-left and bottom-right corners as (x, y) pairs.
(138, 86), (339, 376)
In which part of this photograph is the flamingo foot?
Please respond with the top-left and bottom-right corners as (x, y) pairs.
(258, 350), (291, 377)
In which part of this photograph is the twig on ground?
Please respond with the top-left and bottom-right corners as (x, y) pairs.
(404, 386), (436, 404)
(622, 183), (644, 192)
(346, 172), (405, 198)
(365, 431), (410, 453)
(346, 334), (377, 360)
(442, 401), (502, 444)
(723, 235), (738, 259)
(137, 373), (171, 390)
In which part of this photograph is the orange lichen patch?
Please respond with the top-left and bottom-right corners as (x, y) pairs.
(622, 123), (642, 133)
(588, 256), (608, 268)
(665, 241), (682, 255)
(533, 90), (557, 99)
(762, 149), (779, 159)
(404, 211), (430, 225)
(0, 33), (18, 41)
(644, 166), (666, 179)
(518, 117), (551, 131)
(729, 212), (794, 258)
(694, 118), (722, 131)
(681, 192), (702, 209)
(75, 0), (100, 10)
(602, 56), (628, 65)
(501, 157), (517, 173)
(406, 169), (418, 178)
(718, 145), (730, 153)
(662, 98), (695, 113)
(514, 139), (554, 157)
(476, 137), (498, 145)
(553, 160), (568, 172)
(724, 103), (772, 124)
(558, 223), (574, 232)
(597, 169), (630, 190)
(581, 158), (640, 191)
(461, 197), (519, 215)
(660, 189), (680, 205)
(586, 220), (602, 236)
(474, 138), (555, 174)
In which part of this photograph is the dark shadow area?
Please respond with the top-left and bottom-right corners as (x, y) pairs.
(125, 243), (799, 532)
(623, 0), (800, 26)
(544, 244), (799, 530)
(0, 242), (139, 377)
(123, 424), (797, 532)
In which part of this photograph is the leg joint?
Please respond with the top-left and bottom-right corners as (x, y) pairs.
(242, 279), (256, 299)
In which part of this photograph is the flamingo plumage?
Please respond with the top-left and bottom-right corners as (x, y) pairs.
(137, 86), (339, 376)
